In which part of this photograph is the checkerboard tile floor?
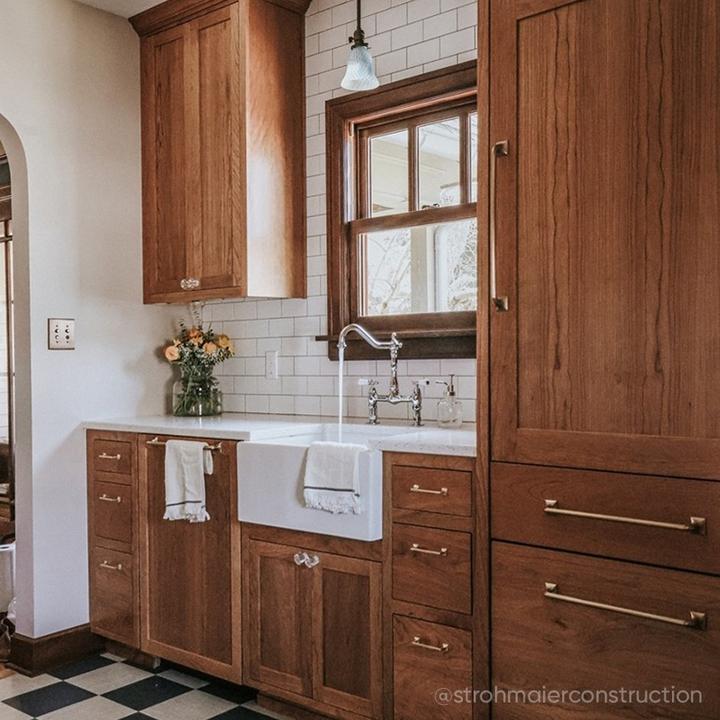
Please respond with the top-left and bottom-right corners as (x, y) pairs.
(0, 654), (289, 720)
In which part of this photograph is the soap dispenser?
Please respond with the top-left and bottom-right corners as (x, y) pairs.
(436, 375), (463, 427)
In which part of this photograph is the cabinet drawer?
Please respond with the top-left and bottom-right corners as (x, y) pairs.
(392, 466), (471, 517)
(393, 524), (471, 614)
(393, 615), (472, 720)
(90, 547), (137, 646)
(492, 542), (720, 719)
(92, 439), (133, 477)
(492, 463), (720, 574)
(91, 481), (133, 548)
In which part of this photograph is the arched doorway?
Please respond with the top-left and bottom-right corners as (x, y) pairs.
(0, 115), (31, 641)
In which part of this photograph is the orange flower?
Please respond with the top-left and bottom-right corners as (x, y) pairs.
(217, 334), (231, 349)
(204, 342), (218, 355)
(164, 345), (180, 362)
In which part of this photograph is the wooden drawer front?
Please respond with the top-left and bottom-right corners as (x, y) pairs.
(91, 481), (133, 548)
(393, 615), (472, 720)
(90, 547), (137, 646)
(393, 524), (471, 614)
(392, 465), (471, 517)
(492, 542), (720, 720)
(93, 439), (133, 476)
(492, 463), (720, 575)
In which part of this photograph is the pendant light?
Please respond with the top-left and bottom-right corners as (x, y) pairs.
(340, 0), (380, 92)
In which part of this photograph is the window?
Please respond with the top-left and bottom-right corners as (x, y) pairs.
(326, 62), (478, 359)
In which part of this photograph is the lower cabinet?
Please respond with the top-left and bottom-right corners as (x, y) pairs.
(139, 435), (242, 682)
(244, 535), (383, 719)
(492, 542), (720, 719)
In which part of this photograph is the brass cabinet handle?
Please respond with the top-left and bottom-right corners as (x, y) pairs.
(180, 277), (201, 291)
(544, 499), (706, 535)
(411, 636), (450, 653)
(146, 437), (222, 452)
(410, 543), (448, 557)
(98, 494), (122, 504)
(489, 140), (509, 312)
(410, 484), (448, 496)
(98, 453), (121, 461)
(99, 560), (123, 571)
(544, 582), (707, 630)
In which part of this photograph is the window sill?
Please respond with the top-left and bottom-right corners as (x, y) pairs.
(318, 331), (477, 361)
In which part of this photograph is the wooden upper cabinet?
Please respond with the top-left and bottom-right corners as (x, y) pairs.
(490, 0), (720, 479)
(135, 0), (307, 304)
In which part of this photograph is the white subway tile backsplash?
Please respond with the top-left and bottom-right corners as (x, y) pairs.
(203, 2), (477, 419)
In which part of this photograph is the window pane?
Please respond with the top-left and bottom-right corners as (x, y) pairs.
(370, 130), (409, 217)
(418, 118), (461, 209)
(360, 218), (477, 316)
(469, 112), (478, 202)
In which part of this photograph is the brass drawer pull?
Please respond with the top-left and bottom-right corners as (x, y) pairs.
(489, 139), (510, 312)
(410, 484), (448, 496)
(544, 582), (707, 630)
(98, 453), (121, 461)
(411, 636), (449, 653)
(98, 494), (122, 504)
(410, 543), (448, 557)
(544, 499), (706, 534)
(99, 560), (123, 571)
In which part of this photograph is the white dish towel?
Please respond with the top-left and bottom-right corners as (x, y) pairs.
(303, 441), (365, 514)
(164, 440), (213, 523)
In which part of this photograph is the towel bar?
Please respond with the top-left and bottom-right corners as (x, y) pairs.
(146, 437), (223, 452)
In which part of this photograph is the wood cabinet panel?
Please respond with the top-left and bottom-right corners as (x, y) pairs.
(139, 436), (241, 681)
(91, 481), (134, 550)
(244, 539), (314, 697)
(392, 465), (472, 517)
(492, 542), (720, 719)
(490, 0), (720, 478)
(492, 463), (720, 575)
(90, 547), (138, 647)
(393, 615), (472, 720)
(392, 524), (472, 614)
(312, 553), (382, 718)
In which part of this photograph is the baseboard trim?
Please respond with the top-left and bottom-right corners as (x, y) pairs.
(9, 624), (104, 676)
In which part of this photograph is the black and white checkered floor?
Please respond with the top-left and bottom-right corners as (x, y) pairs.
(0, 653), (287, 720)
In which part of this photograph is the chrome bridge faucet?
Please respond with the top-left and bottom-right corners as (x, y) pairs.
(337, 323), (423, 426)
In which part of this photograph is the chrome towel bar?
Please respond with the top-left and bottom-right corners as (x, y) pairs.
(146, 437), (223, 452)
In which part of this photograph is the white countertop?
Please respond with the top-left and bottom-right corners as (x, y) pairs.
(84, 413), (477, 457)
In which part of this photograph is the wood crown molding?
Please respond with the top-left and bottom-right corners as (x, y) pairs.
(9, 625), (104, 677)
(130, 0), (311, 35)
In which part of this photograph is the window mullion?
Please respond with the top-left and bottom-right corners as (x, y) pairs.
(408, 121), (417, 213)
(460, 108), (469, 206)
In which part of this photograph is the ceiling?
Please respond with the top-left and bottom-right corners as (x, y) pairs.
(75, 0), (161, 18)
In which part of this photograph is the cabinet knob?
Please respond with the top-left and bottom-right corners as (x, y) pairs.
(305, 554), (320, 568)
(180, 278), (201, 291)
(294, 552), (308, 566)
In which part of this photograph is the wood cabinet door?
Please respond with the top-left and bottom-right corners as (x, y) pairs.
(490, 0), (720, 479)
(184, 5), (243, 295)
(244, 539), (314, 697)
(139, 436), (241, 682)
(311, 552), (382, 719)
(141, 5), (242, 303)
(141, 24), (191, 301)
(492, 542), (720, 719)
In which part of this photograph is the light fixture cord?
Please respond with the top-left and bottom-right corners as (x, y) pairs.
(350, 0), (366, 47)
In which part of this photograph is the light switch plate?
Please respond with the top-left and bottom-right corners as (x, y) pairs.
(48, 318), (75, 350)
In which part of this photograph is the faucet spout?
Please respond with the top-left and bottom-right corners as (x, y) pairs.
(337, 323), (402, 353)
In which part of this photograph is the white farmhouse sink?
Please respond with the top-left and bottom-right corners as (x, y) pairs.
(237, 423), (414, 541)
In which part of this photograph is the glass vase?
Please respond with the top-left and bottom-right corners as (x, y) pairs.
(172, 369), (223, 417)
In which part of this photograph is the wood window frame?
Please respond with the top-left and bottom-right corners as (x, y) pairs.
(324, 61), (478, 361)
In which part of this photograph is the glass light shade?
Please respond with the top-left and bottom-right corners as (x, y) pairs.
(341, 44), (380, 91)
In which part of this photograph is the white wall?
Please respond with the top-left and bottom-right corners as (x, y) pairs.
(203, 0), (479, 422)
(0, 0), (176, 637)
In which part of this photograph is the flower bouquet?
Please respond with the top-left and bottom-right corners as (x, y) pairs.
(164, 323), (234, 416)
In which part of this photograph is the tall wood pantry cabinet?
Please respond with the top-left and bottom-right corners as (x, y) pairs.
(131, 0), (308, 304)
(484, 1), (720, 717)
